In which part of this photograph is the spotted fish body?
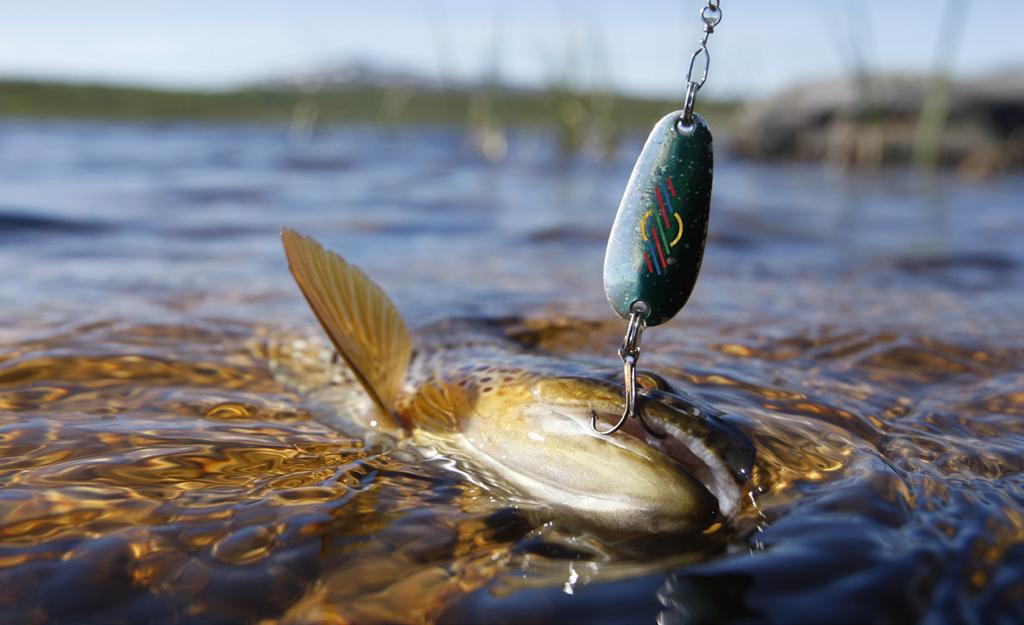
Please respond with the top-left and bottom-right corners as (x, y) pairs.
(281, 229), (753, 534)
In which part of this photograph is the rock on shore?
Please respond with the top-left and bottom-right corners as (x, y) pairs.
(732, 71), (1024, 177)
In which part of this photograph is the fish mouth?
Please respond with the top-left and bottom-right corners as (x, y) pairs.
(591, 394), (753, 518)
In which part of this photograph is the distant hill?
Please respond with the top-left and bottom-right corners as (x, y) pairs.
(258, 59), (449, 92)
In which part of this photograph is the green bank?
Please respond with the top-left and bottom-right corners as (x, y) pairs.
(0, 80), (737, 129)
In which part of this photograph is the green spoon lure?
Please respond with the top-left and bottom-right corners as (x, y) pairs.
(603, 112), (713, 328)
(594, 0), (722, 437)
(595, 112), (714, 437)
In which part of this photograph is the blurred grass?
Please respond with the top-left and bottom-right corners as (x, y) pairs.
(0, 80), (739, 129)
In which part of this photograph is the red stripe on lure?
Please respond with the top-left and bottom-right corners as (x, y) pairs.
(653, 226), (666, 268)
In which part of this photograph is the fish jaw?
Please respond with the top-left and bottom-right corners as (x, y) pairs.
(456, 401), (718, 534)
(532, 377), (754, 519)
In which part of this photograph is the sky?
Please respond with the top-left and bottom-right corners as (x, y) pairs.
(1, 1), (1022, 98)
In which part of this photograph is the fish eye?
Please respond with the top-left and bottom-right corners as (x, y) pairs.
(643, 389), (702, 416)
(635, 371), (676, 392)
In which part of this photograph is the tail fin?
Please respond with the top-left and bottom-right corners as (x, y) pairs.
(281, 228), (412, 422)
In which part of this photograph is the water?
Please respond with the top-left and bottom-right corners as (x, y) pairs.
(0, 119), (1022, 624)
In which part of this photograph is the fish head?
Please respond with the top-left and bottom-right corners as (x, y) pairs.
(460, 372), (755, 534)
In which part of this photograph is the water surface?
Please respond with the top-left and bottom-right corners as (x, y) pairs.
(0, 120), (1022, 624)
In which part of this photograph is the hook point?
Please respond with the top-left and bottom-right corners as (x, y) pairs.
(590, 409), (628, 436)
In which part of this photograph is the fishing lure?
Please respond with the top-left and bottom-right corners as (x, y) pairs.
(597, 1), (722, 435)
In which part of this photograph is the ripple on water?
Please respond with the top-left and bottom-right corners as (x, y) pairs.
(0, 305), (1021, 624)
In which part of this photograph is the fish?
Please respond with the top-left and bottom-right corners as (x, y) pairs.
(280, 228), (754, 534)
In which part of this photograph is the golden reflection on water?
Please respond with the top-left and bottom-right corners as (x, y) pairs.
(0, 318), (1022, 624)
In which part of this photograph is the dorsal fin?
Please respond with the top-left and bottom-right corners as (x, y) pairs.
(281, 228), (412, 421)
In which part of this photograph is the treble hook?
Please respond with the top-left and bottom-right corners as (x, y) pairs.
(592, 302), (665, 438)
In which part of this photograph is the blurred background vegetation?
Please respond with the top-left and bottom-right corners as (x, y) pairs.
(0, 0), (1021, 175)
(0, 79), (739, 131)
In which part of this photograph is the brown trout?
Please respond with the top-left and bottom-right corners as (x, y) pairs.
(281, 228), (753, 534)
